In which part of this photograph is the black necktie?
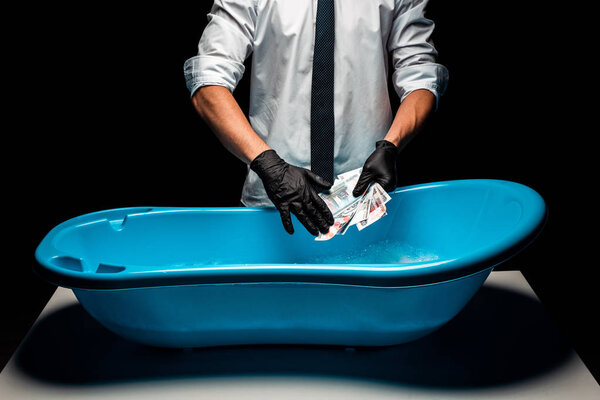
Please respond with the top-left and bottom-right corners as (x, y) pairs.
(311, 0), (335, 184)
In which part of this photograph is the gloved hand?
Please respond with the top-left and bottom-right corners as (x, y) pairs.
(251, 149), (335, 235)
(352, 140), (399, 197)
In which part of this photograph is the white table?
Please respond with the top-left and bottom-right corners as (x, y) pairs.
(1, 271), (598, 399)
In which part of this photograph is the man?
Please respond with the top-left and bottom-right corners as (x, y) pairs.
(184, 0), (448, 236)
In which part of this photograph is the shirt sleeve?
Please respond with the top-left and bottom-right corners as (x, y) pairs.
(184, 0), (257, 97)
(388, 0), (449, 107)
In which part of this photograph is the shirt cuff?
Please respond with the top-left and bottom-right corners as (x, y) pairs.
(392, 63), (449, 110)
(184, 55), (246, 97)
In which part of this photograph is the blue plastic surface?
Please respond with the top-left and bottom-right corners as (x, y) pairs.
(35, 179), (546, 347)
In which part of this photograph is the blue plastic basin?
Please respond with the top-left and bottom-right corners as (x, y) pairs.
(35, 179), (546, 348)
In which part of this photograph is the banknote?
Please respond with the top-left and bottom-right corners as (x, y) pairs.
(316, 168), (392, 241)
(356, 182), (390, 231)
(318, 169), (361, 215)
(315, 194), (361, 241)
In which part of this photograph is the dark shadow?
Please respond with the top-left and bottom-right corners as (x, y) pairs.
(14, 286), (572, 388)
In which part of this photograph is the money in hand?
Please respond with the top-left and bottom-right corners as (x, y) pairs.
(315, 168), (391, 241)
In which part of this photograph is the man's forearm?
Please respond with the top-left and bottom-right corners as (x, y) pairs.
(192, 85), (270, 163)
(384, 89), (436, 151)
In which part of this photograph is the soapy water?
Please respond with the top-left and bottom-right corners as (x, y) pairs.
(307, 240), (439, 264)
(170, 241), (438, 269)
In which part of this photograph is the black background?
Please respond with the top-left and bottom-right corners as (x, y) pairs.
(6, 0), (597, 383)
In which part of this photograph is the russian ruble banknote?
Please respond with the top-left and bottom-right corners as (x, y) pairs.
(316, 167), (391, 241)
(355, 183), (391, 231)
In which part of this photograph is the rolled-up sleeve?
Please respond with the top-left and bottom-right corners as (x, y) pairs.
(184, 0), (257, 96)
(388, 0), (449, 106)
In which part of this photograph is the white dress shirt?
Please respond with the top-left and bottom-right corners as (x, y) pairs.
(184, 0), (449, 206)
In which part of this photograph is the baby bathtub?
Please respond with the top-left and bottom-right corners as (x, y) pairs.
(35, 179), (546, 348)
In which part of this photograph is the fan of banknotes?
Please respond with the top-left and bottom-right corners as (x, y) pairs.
(316, 167), (391, 241)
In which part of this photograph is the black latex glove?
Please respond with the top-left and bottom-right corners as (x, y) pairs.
(251, 150), (335, 235)
(352, 140), (399, 197)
